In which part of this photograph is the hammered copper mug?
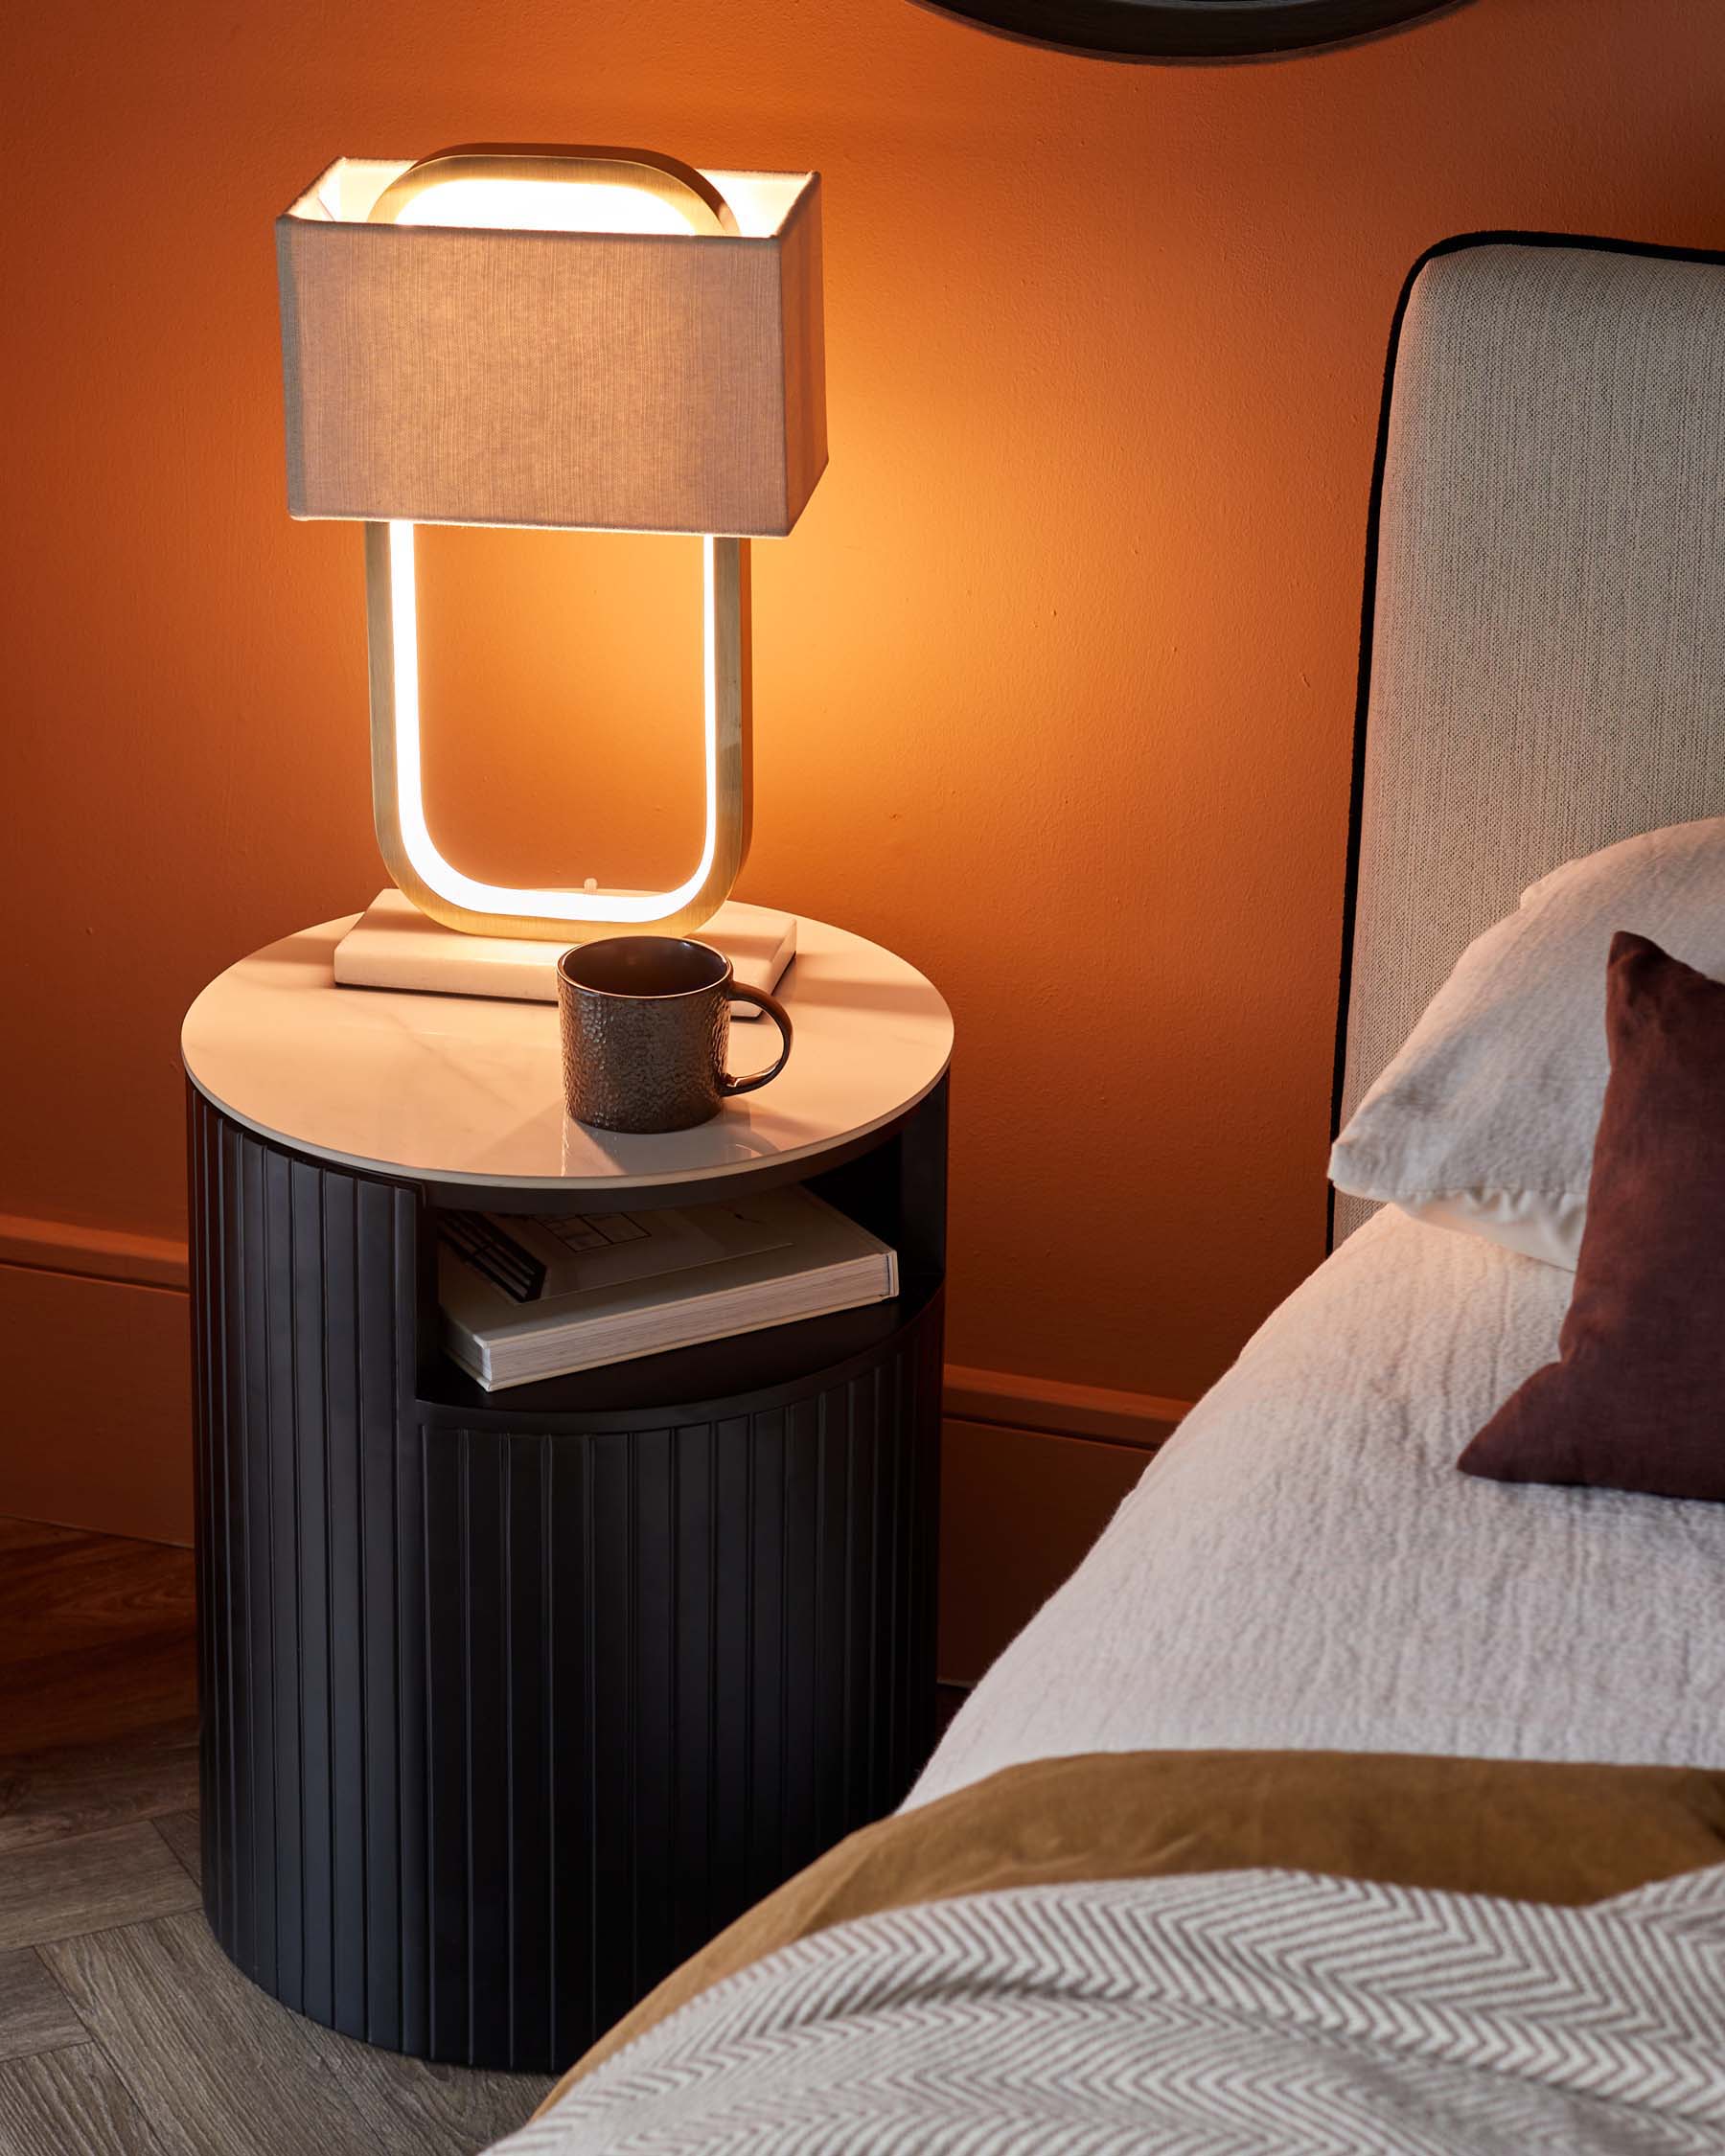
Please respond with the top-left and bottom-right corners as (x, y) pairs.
(556, 937), (794, 1134)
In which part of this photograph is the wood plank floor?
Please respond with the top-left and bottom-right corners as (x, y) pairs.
(0, 1518), (550, 2156)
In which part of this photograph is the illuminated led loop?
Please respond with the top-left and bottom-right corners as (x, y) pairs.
(383, 520), (725, 928)
(359, 148), (749, 941)
(367, 144), (737, 238)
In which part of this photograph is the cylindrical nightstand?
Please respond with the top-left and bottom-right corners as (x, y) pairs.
(181, 911), (952, 2072)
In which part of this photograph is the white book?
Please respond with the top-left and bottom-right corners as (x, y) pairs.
(437, 1185), (899, 1390)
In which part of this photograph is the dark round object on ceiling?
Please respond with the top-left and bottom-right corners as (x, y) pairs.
(921, 0), (1459, 59)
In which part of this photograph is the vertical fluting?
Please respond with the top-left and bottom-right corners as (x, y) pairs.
(191, 1084), (943, 2072)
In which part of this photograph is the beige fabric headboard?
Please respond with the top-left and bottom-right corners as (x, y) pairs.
(1331, 235), (1725, 1244)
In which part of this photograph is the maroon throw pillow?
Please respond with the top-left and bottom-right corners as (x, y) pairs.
(1459, 930), (1725, 1502)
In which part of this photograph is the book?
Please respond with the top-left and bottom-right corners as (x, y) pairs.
(437, 1185), (899, 1390)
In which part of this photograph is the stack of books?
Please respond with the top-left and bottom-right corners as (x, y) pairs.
(437, 1184), (898, 1390)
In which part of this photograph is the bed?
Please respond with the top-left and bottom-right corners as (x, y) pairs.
(493, 235), (1725, 2151)
(916, 1202), (1725, 1800)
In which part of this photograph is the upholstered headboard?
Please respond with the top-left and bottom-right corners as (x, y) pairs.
(1331, 234), (1725, 1244)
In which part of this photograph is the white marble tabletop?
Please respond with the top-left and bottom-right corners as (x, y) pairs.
(182, 911), (954, 1193)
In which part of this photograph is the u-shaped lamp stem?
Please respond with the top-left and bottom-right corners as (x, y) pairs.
(359, 146), (753, 943)
(364, 521), (752, 943)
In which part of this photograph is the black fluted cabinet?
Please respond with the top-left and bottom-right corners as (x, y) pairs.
(187, 1074), (946, 2072)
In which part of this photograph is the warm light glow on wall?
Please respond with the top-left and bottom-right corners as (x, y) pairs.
(384, 519), (724, 925)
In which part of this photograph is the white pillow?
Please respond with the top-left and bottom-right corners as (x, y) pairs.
(1329, 815), (1725, 1269)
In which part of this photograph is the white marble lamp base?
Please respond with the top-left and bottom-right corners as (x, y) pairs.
(333, 888), (796, 1018)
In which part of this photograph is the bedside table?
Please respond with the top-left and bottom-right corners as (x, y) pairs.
(180, 910), (952, 2072)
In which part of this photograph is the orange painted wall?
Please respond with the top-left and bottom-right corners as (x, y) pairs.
(6, 0), (1725, 1449)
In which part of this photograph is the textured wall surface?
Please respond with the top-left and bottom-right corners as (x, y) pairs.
(7, 0), (1725, 1460)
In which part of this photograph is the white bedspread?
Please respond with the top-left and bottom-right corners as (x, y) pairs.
(914, 1206), (1725, 1808)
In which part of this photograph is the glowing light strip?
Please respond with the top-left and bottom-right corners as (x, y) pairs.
(385, 519), (720, 924)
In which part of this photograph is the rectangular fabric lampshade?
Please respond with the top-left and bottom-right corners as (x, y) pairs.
(277, 158), (826, 537)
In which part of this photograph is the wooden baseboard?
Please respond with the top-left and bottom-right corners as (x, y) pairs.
(0, 1212), (1194, 1556)
(0, 1213), (191, 1294)
(944, 1363), (1188, 1450)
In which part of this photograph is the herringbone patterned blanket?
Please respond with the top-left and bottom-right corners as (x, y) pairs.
(496, 1863), (1725, 2153)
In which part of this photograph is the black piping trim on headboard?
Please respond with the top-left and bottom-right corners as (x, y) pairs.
(1323, 225), (1725, 1252)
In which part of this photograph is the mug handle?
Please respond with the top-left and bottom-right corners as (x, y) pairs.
(722, 986), (794, 1096)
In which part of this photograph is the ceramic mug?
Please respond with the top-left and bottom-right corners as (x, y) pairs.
(556, 936), (794, 1134)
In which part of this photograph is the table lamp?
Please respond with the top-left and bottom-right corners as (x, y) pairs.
(275, 145), (825, 998)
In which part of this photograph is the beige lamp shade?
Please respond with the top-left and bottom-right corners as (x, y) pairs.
(277, 155), (826, 537)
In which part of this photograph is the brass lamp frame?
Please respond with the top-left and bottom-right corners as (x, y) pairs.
(360, 146), (752, 945)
